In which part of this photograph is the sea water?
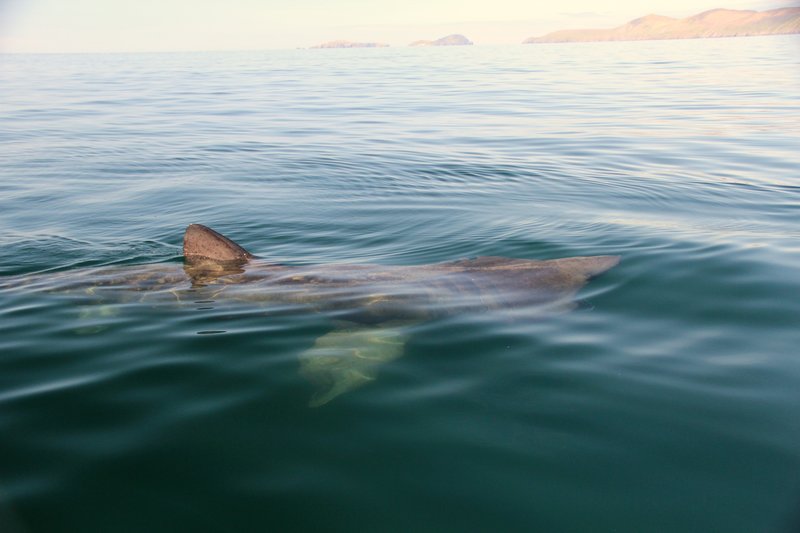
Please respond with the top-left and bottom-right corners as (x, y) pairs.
(1, 36), (799, 532)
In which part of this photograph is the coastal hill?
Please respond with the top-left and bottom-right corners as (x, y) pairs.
(311, 40), (389, 49)
(524, 7), (800, 43)
(410, 34), (473, 46)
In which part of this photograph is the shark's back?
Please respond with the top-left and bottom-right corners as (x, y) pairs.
(0, 225), (618, 323)
(241, 254), (618, 322)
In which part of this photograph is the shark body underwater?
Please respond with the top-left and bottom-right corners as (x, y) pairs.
(1, 224), (619, 406)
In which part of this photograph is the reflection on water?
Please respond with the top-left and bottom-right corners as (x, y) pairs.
(0, 36), (799, 533)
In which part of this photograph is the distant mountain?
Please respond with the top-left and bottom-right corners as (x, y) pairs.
(311, 40), (389, 49)
(524, 7), (800, 44)
(410, 34), (473, 46)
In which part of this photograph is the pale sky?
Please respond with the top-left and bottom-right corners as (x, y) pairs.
(0, 0), (789, 53)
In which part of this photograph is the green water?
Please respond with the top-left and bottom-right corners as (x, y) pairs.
(1, 37), (799, 532)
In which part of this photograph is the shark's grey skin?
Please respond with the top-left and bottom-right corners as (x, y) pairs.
(1, 224), (619, 406)
(184, 223), (253, 263)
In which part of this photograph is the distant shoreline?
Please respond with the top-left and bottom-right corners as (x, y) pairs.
(4, 28), (798, 55)
(523, 7), (800, 44)
(311, 34), (473, 49)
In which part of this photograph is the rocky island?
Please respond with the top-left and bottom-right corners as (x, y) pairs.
(311, 40), (389, 49)
(410, 34), (473, 46)
(524, 7), (800, 44)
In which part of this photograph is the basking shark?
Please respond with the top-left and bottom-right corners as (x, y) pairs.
(2, 224), (619, 406)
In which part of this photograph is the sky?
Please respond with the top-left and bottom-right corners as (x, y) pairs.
(0, 0), (791, 53)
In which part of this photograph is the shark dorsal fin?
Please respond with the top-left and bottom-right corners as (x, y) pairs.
(183, 224), (253, 263)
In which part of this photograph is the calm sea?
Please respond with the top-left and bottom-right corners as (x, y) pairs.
(1, 36), (799, 533)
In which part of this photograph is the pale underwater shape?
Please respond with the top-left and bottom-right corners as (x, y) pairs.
(299, 323), (409, 407)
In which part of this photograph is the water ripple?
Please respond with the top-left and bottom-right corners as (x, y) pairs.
(1, 37), (799, 533)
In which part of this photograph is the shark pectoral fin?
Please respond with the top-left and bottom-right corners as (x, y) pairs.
(75, 303), (120, 335)
(298, 323), (411, 407)
(308, 369), (376, 408)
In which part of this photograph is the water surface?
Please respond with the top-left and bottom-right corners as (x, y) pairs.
(1, 37), (799, 532)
